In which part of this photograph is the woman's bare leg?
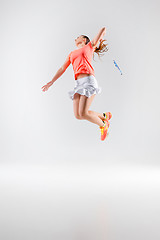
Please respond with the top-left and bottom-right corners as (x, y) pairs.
(88, 110), (106, 121)
(79, 94), (105, 127)
(85, 111), (105, 127)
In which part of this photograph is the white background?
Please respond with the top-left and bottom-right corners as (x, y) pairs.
(0, 0), (160, 239)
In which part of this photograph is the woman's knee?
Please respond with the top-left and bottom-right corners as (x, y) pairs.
(79, 111), (89, 119)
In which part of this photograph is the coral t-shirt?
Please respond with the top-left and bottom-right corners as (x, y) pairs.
(68, 41), (95, 80)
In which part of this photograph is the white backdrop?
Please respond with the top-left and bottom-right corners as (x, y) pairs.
(0, 0), (160, 239)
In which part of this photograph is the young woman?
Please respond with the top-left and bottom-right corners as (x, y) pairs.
(41, 27), (112, 141)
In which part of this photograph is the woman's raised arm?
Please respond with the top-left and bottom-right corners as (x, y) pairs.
(90, 27), (106, 48)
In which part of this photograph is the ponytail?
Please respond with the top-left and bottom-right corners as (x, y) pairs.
(82, 35), (109, 61)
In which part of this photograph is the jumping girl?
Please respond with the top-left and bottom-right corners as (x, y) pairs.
(41, 27), (112, 141)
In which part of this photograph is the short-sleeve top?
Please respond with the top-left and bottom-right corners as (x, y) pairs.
(68, 41), (95, 80)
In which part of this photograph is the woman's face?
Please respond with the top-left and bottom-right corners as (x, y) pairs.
(75, 35), (86, 48)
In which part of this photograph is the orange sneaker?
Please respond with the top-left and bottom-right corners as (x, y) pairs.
(103, 112), (112, 121)
(99, 120), (109, 141)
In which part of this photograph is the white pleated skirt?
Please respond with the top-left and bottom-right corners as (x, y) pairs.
(68, 75), (102, 100)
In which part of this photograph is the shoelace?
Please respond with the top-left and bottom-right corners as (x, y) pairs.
(100, 123), (106, 135)
(100, 127), (104, 135)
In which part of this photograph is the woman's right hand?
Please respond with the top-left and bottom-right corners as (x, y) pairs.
(41, 81), (53, 92)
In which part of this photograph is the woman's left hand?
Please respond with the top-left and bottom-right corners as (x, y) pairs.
(41, 81), (53, 92)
